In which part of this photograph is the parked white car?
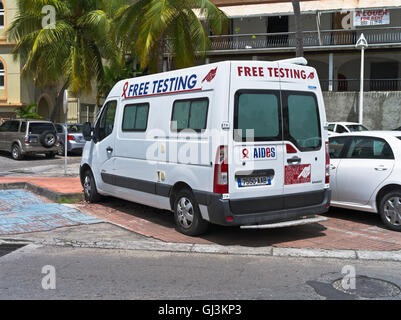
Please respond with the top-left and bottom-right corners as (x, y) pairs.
(329, 131), (401, 231)
(328, 122), (369, 136)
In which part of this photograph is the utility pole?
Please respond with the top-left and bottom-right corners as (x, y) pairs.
(292, 0), (304, 57)
(356, 33), (368, 124)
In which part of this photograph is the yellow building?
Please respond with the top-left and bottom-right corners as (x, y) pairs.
(0, 0), (99, 124)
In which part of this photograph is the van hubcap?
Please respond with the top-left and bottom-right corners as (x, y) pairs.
(384, 197), (401, 226)
(84, 176), (92, 198)
(177, 197), (194, 229)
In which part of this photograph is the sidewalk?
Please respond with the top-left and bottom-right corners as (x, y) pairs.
(0, 176), (82, 201)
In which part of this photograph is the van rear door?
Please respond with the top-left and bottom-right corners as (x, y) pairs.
(277, 62), (327, 197)
(228, 61), (285, 201)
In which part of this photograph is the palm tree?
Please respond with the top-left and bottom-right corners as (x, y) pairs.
(114, 0), (229, 73)
(7, 0), (125, 121)
(292, 0), (304, 57)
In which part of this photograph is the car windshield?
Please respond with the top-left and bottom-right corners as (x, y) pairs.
(67, 125), (83, 133)
(28, 123), (55, 134)
(346, 125), (369, 132)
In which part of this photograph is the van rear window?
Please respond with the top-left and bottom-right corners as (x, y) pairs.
(234, 91), (280, 142)
(284, 92), (321, 151)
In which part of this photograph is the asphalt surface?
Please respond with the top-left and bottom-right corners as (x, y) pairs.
(0, 151), (82, 176)
(0, 243), (400, 300)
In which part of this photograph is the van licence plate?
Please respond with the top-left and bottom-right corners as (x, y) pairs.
(238, 176), (271, 188)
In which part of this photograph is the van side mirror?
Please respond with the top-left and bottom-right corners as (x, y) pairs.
(83, 122), (92, 141)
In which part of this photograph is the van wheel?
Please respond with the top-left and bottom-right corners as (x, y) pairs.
(11, 144), (23, 160)
(379, 190), (401, 232)
(83, 170), (101, 203)
(173, 189), (209, 236)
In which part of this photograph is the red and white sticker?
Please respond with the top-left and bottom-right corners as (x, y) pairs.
(285, 164), (311, 185)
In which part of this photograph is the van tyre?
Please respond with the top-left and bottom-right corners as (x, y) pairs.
(83, 170), (101, 203)
(11, 144), (23, 160)
(173, 189), (209, 236)
(379, 190), (401, 232)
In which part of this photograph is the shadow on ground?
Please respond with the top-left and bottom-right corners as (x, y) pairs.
(91, 196), (347, 247)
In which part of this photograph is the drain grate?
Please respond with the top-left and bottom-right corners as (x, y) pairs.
(332, 276), (401, 299)
(0, 244), (25, 258)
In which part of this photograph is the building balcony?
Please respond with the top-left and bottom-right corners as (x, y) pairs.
(205, 26), (401, 54)
(320, 78), (401, 92)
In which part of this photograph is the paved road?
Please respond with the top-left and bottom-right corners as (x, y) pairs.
(0, 244), (400, 300)
(0, 151), (82, 176)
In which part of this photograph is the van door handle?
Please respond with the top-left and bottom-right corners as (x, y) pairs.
(287, 157), (301, 164)
(374, 166), (388, 171)
(106, 147), (113, 153)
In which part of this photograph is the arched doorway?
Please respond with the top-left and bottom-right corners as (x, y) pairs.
(37, 94), (53, 120)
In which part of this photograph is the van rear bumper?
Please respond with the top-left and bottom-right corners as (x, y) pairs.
(200, 189), (331, 227)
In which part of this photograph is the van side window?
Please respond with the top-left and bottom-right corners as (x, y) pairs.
(8, 121), (20, 133)
(284, 92), (321, 151)
(234, 90), (281, 142)
(97, 100), (117, 142)
(20, 122), (27, 133)
(122, 103), (149, 132)
(171, 98), (208, 132)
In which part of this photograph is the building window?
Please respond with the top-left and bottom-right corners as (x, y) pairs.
(0, 2), (4, 28)
(0, 61), (4, 89)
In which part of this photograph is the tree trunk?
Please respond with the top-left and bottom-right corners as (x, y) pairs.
(292, 0), (304, 57)
(50, 82), (69, 123)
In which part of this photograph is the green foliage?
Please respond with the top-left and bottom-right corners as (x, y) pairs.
(97, 58), (143, 100)
(114, 0), (229, 72)
(16, 103), (43, 120)
(7, 0), (127, 94)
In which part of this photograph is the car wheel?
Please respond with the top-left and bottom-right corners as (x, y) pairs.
(82, 170), (101, 203)
(11, 144), (23, 160)
(58, 143), (65, 156)
(379, 190), (401, 232)
(173, 189), (209, 236)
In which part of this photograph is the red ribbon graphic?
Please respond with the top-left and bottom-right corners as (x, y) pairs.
(122, 82), (129, 99)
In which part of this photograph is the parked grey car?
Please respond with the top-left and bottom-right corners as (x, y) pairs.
(55, 123), (86, 155)
(0, 120), (58, 160)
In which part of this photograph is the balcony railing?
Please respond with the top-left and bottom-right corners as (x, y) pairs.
(206, 26), (401, 52)
(320, 79), (401, 92)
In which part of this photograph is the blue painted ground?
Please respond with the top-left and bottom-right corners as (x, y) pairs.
(0, 190), (102, 235)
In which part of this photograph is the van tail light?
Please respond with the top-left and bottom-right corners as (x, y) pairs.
(24, 136), (30, 144)
(213, 146), (228, 194)
(67, 135), (76, 141)
(325, 142), (330, 184)
(286, 144), (297, 154)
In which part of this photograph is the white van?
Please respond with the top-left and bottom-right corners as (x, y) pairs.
(80, 59), (331, 236)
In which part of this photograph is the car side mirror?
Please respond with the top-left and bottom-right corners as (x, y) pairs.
(83, 122), (93, 142)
